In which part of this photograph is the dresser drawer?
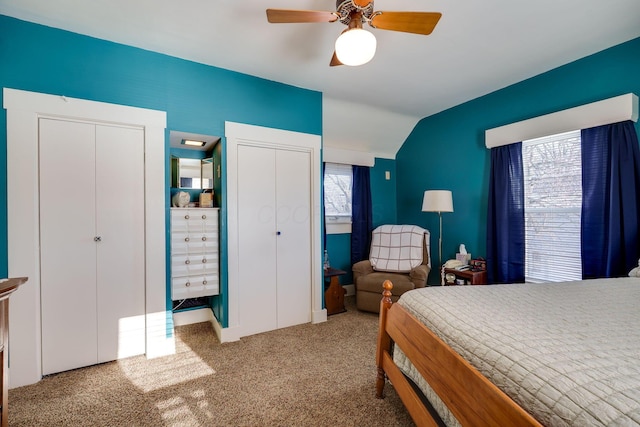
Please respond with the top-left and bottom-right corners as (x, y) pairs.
(171, 275), (219, 300)
(171, 231), (218, 255)
(171, 254), (218, 277)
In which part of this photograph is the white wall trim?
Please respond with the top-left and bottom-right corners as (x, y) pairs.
(4, 88), (173, 387)
(225, 121), (325, 341)
(485, 93), (639, 148)
(323, 147), (375, 167)
(173, 308), (214, 327)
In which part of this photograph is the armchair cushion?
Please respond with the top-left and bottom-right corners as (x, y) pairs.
(369, 225), (427, 272)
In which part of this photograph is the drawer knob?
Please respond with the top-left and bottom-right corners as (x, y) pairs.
(202, 258), (207, 263)
(203, 280), (208, 285)
(202, 215), (206, 219)
(185, 237), (190, 242)
(185, 260), (190, 265)
(185, 282), (191, 287)
(202, 236), (207, 241)
(185, 215), (190, 219)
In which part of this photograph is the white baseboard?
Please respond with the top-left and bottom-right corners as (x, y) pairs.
(343, 284), (355, 296)
(173, 307), (214, 326)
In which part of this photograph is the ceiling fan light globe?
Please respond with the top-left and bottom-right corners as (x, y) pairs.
(334, 28), (376, 66)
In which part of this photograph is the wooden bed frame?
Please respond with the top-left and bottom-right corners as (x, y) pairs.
(375, 280), (543, 427)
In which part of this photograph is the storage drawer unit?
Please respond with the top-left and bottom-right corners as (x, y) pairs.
(170, 208), (219, 300)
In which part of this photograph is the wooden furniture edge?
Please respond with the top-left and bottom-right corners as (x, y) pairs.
(375, 280), (542, 427)
(0, 277), (28, 427)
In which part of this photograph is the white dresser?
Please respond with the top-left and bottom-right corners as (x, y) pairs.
(170, 207), (220, 300)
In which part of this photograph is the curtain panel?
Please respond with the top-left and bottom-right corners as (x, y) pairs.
(351, 165), (372, 265)
(581, 120), (640, 278)
(486, 143), (525, 284)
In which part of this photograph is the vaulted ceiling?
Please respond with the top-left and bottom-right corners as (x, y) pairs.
(2, 0), (639, 157)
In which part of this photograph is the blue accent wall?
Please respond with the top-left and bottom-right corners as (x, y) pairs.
(0, 15), (322, 326)
(396, 37), (640, 284)
(324, 157), (397, 284)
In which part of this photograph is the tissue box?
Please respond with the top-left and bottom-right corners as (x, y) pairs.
(456, 253), (471, 263)
(199, 193), (213, 208)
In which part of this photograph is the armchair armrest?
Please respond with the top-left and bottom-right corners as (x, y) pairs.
(352, 260), (374, 285)
(409, 264), (430, 288)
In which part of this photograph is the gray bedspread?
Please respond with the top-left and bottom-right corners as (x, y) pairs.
(394, 278), (640, 426)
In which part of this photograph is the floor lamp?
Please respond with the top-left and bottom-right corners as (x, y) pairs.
(422, 190), (454, 284)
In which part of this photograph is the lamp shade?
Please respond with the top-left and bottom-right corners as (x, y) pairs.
(335, 28), (376, 66)
(422, 190), (453, 213)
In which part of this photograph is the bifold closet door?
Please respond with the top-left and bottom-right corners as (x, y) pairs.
(275, 149), (311, 328)
(95, 125), (145, 363)
(237, 145), (278, 336)
(236, 144), (312, 337)
(40, 119), (98, 375)
(39, 118), (145, 375)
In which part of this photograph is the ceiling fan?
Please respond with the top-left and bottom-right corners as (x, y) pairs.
(266, 0), (441, 67)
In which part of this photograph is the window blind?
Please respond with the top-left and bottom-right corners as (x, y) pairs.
(523, 130), (582, 282)
(324, 162), (353, 218)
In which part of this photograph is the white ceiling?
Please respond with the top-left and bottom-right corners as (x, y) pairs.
(2, 0), (639, 158)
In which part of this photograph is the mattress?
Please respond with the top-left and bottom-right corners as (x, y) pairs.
(393, 278), (640, 426)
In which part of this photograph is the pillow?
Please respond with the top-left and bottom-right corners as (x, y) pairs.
(629, 258), (640, 277)
(369, 225), (426, 273)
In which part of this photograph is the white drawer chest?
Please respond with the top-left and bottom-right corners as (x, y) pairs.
(170, 207), (219, 300)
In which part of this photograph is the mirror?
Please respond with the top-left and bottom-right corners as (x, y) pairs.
(202, 158), (213, 189)
(171, 157), (214, 189)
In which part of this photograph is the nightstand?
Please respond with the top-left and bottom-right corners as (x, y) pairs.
(444, 268), (487, 285)
(324, 268), (347, 315)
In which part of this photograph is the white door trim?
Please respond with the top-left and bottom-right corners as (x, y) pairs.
(224, 121), (325, 342)
(4, 88), (173, 387)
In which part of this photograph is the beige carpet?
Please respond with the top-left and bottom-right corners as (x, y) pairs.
(8, 297), (414, 426)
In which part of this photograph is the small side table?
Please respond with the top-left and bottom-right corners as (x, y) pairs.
(444, 268), (487, 285)
(324, 268), (347, 315)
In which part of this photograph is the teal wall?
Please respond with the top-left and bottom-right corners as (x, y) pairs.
(324, 157), (398, 284)
(0, 15), (322, 326)
(396, 36), (640, 284)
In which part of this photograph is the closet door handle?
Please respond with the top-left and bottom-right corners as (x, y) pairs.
(277, 231), (281, 236)
(94, 236), (102, 242)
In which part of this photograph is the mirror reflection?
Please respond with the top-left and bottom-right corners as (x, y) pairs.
(172, 157), (214, 189)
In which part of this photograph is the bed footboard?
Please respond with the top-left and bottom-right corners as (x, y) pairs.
(375, 280), (542, 427)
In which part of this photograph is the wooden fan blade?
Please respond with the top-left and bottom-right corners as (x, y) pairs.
(330, 51), (343, 67)
(266, 9), (338, 23)
(370, 11), (442, 35)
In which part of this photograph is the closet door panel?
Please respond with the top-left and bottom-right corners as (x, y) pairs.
(275, 149), (312, 328)
(237, 145), (278, 336)
(95, 125), (145, 362)
(39, 118), (98, 375)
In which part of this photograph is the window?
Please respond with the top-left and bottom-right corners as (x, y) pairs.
(523, 130), (582, 282)
(324, 163), (352, 233)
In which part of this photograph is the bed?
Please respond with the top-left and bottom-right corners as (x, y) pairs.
(375, 278), (640, 426)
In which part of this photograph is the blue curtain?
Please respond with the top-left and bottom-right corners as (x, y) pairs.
(486, 143), (525, 284)
(322, 162), (327, 250)
(581, 121), (640, 278)
(351, 165), (372, 265)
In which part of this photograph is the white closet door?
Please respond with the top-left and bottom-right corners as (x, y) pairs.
(95, 125), (145, 362)
(40, 119), (99, 375)
(237, 145), (278, 336)
(275, 149), (312, 328)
